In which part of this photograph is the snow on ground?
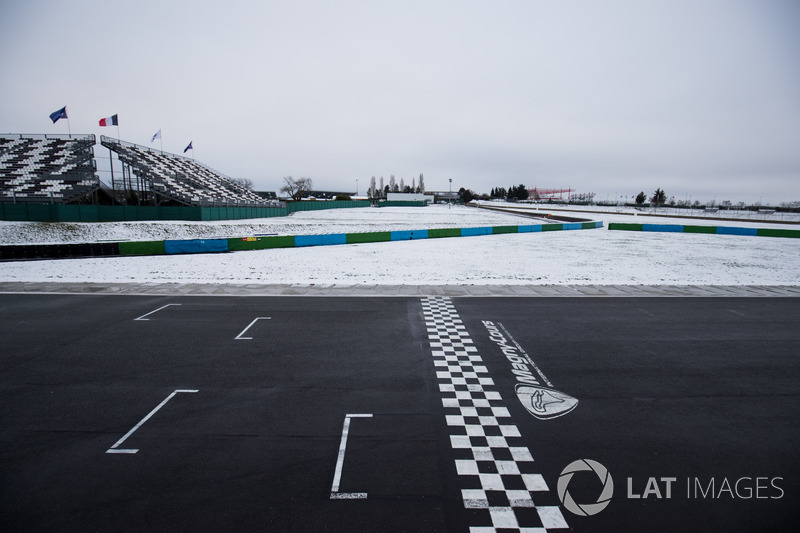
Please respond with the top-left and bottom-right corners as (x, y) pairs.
(0, 204), (798, 286)
(0, 204), (539, 245)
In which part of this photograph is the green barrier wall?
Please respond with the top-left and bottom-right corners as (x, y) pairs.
(428, 228), (462, 239)
(541, 223), (564, 231)
(286, 200), (370, 213)
(757, 228), (800, 238)
(378, 201), (429, 207)
(0, 201), (376, 222)
(607, 223), (642, 231)
(1, 200), (442, 222)
(683, 225), (717, 234)
(346, 231), (392, 244)
(118, 240), (166, 255)
(492, 226), (519, 234)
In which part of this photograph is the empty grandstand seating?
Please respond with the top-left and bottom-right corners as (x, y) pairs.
(1, 134), (100, 203)
(101, 136), (272, 207)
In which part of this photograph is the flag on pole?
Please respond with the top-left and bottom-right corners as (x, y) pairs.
(49, 106), (68, 123)
(184, 141), (193, 153)
(99, 114), (118, 127)
(151, 129), (161, 143)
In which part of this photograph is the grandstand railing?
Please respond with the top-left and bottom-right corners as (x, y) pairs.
(1, 134), (99, 204)
(1, 133), (96, 142)
(101, 136), (278, 208)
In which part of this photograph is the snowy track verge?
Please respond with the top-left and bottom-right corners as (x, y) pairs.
(1, 205), (798, 287)
(0, 220), (603, 261)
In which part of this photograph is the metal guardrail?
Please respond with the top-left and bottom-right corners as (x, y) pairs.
(1, 133), (96, 142)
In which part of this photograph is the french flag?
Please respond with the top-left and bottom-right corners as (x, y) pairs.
(99, 114), (118, 127)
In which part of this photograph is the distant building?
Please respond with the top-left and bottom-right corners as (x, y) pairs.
(429, 191), (459, 203)
(386, 192), (432, 203)
(306, 190), (355, 200)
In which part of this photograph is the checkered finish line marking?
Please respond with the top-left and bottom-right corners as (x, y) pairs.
(421, 296), (568, 533)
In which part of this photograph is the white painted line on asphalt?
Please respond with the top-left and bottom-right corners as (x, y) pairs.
(134, 303), (181, 321)
(330, 413), (372, 499)
(106, 389), (198, 454)
(235, 316), (271, 340)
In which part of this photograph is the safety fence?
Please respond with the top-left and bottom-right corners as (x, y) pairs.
(608, 223), (800, 238)
(0, 220), (603, 260)
(0, 200), (428, 222)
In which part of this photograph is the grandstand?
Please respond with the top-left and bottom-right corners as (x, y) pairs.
(101, 136), (275, 207)
(0, 134), (100, 203)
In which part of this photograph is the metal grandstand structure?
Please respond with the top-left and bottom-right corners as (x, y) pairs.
(101, 136), (276, 207)
(528, 187), (575, 201)
(0, 134), (100, 203)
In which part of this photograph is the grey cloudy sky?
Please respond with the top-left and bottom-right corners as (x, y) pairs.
(2, 0), (799, 204)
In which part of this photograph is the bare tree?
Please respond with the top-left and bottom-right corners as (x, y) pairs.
(280, 176), (314, 200)
(231, 177), (254, 190)
(418, 173), (425, 193)
(368, 176), (377, 198)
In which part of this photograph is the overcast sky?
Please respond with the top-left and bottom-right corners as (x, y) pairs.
(2, 0), (799, 204)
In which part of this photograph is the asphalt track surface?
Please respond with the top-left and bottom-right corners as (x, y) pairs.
(1, 294), (798, 532)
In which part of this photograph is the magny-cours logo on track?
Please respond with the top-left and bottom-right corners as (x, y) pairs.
(483, 321), (578, 420)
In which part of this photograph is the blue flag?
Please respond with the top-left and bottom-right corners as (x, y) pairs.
(184, 141), (193, 153)
(49, 106), (68, 123)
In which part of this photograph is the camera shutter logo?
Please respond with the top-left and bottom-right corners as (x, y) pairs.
(557, 459), (614, 516)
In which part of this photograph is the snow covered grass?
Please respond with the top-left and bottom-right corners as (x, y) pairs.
(1, 204), (798, 286)
(0, 204), (541, 245)
(475, 201), (800, 224)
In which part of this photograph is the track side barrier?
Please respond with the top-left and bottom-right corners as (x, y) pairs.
(609, 223), (800, 238)
(0, 220), (603, 261)
(227, 236), (295, 251)
(164, 239), (229, 254)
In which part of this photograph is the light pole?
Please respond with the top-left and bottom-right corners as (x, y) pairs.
(448, 178), (453, 208)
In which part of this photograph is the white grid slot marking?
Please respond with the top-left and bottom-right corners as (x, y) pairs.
(421, 296), (568, 533)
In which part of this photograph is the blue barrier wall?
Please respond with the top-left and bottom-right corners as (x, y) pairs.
(164, 239), (229, 254)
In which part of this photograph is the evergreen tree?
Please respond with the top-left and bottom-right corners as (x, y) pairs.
(459, 187), (476, 203)
(635, 191), (646, 205)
